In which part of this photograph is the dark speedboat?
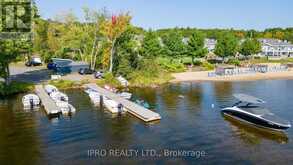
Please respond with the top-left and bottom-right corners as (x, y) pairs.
(221, 94), (291, 131)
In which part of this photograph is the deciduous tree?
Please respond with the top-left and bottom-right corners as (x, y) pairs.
(99, 13), (131, 72)
(240, 39), (261, 56)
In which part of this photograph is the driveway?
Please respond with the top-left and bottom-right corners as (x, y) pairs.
(9, 64), (53, 84)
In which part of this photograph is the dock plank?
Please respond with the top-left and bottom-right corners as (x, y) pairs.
(35, 85), (61, 115)
(84, 83), (161, 122)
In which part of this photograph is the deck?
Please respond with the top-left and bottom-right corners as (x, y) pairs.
(35, 85), (61, 115)
(84, 83), (161, 122)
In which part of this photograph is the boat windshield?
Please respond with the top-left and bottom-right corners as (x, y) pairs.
(239, 106), (270, 115)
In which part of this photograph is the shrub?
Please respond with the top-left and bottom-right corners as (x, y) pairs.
(128, 70), (172, 87)
(41, 50), (55, 63)
(0, 81), (34, 96)
(157, 57), (186, 72)
(201, 62), (215, 71)
(49, 80), (77, 89)
(96, 72), (122, 88)
(227, 59), (241, 66)
(193, 60), (202, 66)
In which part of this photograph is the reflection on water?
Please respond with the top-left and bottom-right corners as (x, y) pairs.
(0, 95), (41, 165)
(223, 115), (289, 144)
(1, 80), (293, 164)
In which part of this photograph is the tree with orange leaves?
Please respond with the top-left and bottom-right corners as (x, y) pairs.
(99, 13), (131, 72)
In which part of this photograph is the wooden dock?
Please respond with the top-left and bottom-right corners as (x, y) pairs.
(35, 85), (61, 115)
(84, 83), (161, 122)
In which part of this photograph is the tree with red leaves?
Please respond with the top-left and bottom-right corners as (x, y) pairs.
(99, 13), (131, 72)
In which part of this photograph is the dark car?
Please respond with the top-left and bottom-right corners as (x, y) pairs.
(47, 62), (57, 70)
(94, 71), (105, 79)
(25, 57), (42, 67)
(78, 68), (94, 75)
(54, 67), (72, 75)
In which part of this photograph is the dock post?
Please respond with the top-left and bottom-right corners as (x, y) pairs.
(100, 95), (104, 108)
(84, 84), (161, 122)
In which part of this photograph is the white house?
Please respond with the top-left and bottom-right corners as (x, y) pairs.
(258, 38), (293, 57)
(204, 39), (217, 52)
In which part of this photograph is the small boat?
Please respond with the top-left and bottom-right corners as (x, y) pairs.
(117, 92), (132, 99)
(178, 95), (185, 99)
(104, 85), (117, 93)
(22, 94), (40, 108)
(135, 99), (150, 109)
(221, 93), (291, 131)
(117, 76), (128, 87)
(103, 98), (126, 113)
(56, 100), (76, 114)
(130, 96), (151, 109)
(89, 92), (101, 105)
(50, 91), (69, 102)
(44, 85), (58, 94)
(84, 88), (97, 94)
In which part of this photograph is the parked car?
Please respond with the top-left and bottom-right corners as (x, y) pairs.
(55, 66), (72, 75)
(94, 71), (104, 79)
(78, 68), (94, 75)
(25, 57), (42, 66)
(47, 62), (57, 70)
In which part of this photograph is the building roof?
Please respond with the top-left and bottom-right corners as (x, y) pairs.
(52, 58), (88, 67)
(258, 38), (293, 47)
(205, 38), (217, 45)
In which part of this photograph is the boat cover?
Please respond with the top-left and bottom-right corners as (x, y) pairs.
(234, 93), (265, 104)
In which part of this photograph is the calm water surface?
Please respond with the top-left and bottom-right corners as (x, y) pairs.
(1, 80), (293, 164)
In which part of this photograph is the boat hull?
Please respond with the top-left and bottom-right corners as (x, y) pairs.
(222, 110), (290, 131)
(89, 92), (101, 105)
(22, 94), (40, 108)
(104, 99), (126, 113)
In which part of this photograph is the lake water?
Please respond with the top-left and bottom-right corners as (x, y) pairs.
(1, 80), (293, 164)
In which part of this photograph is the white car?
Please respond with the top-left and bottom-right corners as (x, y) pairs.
(26, 57), (42, 66)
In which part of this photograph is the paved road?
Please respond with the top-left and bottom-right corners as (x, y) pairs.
(6, 64), (96, 84)
(9, 65), (53, 83)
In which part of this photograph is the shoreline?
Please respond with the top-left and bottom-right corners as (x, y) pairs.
(170, 70), (293, 83)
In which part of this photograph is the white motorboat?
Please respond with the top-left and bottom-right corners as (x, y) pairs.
(22, 94), (40, 108)
(50, 91), (69, 102)
(44, 85), (58, 94)
(222, 93), (291, 131)
(104, 98), (126, 113)
(117, 76), (128, 87)
(104, 85), (117, 92)
(89, 92), (101, 105)
(117, 92), (132, 99)
(56, 100), (76, 114)
(84, 88), (97, 94)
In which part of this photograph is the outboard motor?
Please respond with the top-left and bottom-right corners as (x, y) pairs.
(118, 103), (123, 115)
(29, 98), (34, 109)
(68, 105), (72, 113)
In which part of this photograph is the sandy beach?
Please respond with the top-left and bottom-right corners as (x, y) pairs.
(171, 70), (293, 82)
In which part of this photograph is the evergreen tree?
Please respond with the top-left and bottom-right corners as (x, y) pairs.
(162, 31), (186, 60)
(186, 31), (208, 64)
(140, 30), (162, 59)
(215, 33), (239, 58)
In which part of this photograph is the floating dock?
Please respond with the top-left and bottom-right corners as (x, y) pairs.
(84, 83), (161, 122)
(35, 85), (61, 115)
